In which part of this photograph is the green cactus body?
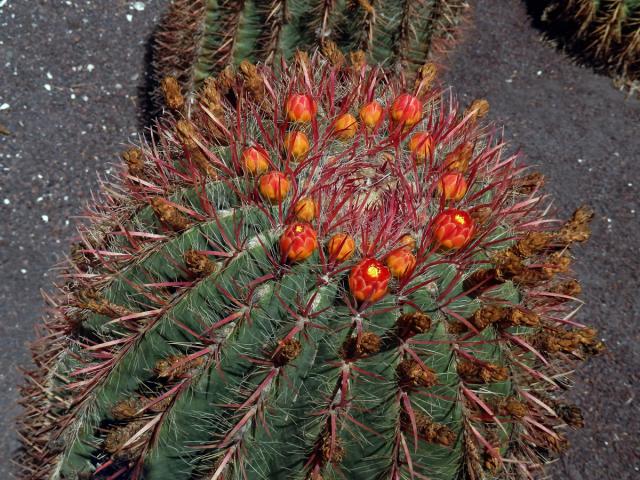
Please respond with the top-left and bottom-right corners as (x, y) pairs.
(18, 53), (599, 480)
(536, 0), (640, 81)
(154, 0), (469, 95)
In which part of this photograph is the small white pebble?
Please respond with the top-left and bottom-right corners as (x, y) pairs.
(44, 84), (52, 91)
(628, 182), (633, 187)
(46, 71), (53, 79)
(577, 158), (584, 164)
(607, 218), (612, 223)
(41, 214), (49, 223)
(0, 0), (8, 8)
(536, 70), (543, 76)
(126, 14), (133, 22)
(131, 1), (145, 11)
(70, 93), (76, 100)
(20, 269), (27, 275)
(3, 198), (9, 205)
(0, 103), (9, 110)
(87, 64), (95, 72)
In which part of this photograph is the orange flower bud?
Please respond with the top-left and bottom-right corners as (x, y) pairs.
(359, 100), (384, 130)
(280, 222), (318, 262)
(390, 93), (422, 127)
(285, 131), (310, 161)
(408, 132), (432, 164)
(294, 197), (318, 222)
(437, 173), (468, 201)
(432, 209), (475, 250)
(399, 234), (417, 251)
(386, 247), (417, 279)
(349, 258), (391, 303)
(285, 93), (316, 123)
(242, 146), (269, 175)
(333, 113), (358, 140)
(327, 233), (356, 262)
(259, 171), (290, 203)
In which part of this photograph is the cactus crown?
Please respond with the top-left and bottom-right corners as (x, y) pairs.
(18, 52), (599, 480)
(154, 0), (469, 95)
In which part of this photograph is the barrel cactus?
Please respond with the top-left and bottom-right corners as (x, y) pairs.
(534, 0), (640, 83)
(154, 0), (470, 96)
(18, 51), (600, 480)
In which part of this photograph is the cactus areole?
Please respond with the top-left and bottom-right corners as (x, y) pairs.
(18, 52), (600, 480)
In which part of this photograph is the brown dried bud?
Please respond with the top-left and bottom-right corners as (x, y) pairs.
(504, 308), (540, 328)
(557, 205), (593, 244)
(484, 448), (502, 473)
(397, 359), (438, 388)
(471, 305), (505, 330)
(183, 250), (216, 277)
(542, 252), (572, 277)
(293, 49), (310, 70)
(161, 76), (184, 111)
(499, 397), (528, 419)
(549, 279), (582, 297)
(535, 327), (603, 356)
(272, 338), (302, 367)
(103, 420), (148, 457)
(154, 354), (205, 381)
(463, 268), (502, 296)
(75, 288), (131, 319)
(121, 147), (145, 177)
(321, 40), (345, 68)
(239, 60), (265, 103)
(414, 62), (438, 96)
(342, 331), (381, 358)
(111, 397), (143, 420)
(514, 231), (554, 257)
(494, 249), (526, 280)
(512, 172), (545, 195)
(396, 311), (432, 338)
(457, 360), (509, 384)
(349, 50), (367, 70)
(214, 65), (236, 95)
(466, 99), (490, 121)
(150, 197), (191, 231)
(444, 142), (473, 173)
(404, 412), (456, 446)
(201, 77), (225, 118)
(556, 403), (585, 428)
(321, 435), (345, 464)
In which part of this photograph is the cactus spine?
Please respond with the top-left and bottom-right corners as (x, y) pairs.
(18, 52), (600, 480)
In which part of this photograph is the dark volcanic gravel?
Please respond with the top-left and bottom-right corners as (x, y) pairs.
(0, 0), (638, 478)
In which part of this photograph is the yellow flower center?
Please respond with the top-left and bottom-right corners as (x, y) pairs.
(454, 214), (465, 225)
(367, 265), (381, 278)
(295, 225), (304, 233)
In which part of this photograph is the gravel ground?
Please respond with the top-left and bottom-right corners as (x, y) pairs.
(0, 0), (638, 478)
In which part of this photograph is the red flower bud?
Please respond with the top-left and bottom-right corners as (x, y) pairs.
(349, 258), (391, 303)
(294, 197), (318, 222)
(242, 146), (269, 175)
(408, 132), (432, 164)
(285, 93), (316, 123)
(333, 113), (358, 140)
(259, 171), (290, 203)
(437, 173), (468, 201)
(432, 209), (474, 250)
(280, 222), (318, 262)
(285, 130), (310, 161)
(359, 101), (384, 130)
(327, 233), (356, 262)
(386, 247), (417, 279)
(390, 93), (422, 127)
